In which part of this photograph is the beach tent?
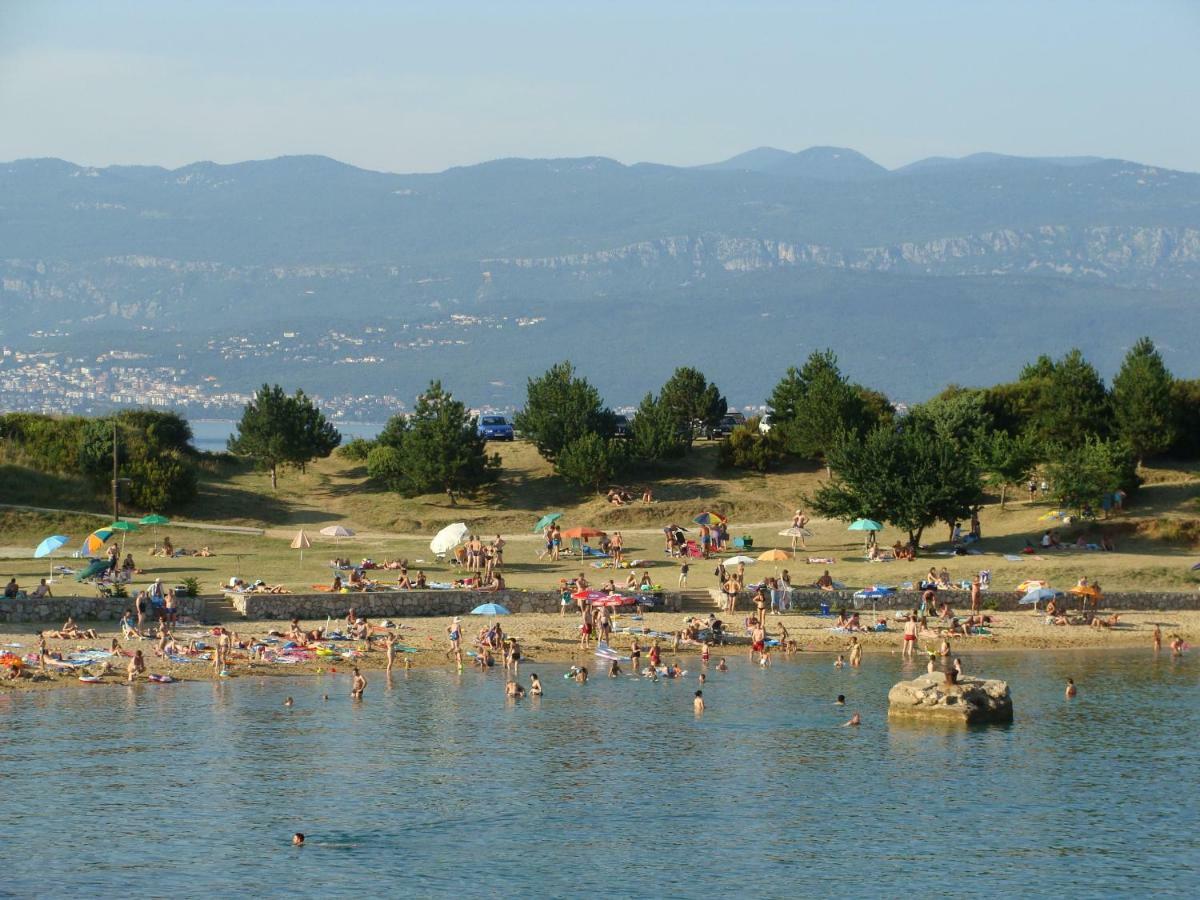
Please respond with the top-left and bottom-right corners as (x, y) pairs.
(431, 523), (470, 556)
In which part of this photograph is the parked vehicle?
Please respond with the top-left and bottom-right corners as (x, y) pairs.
(758, 413), (773, 434)
(612, 414), (631, 438)
(704, 412), (746, 440)
(477, 415), (515, 441)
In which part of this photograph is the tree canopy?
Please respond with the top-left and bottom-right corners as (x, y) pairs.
(369, 381), (498, 504)
(514, 361), (614, 462)
(1111, 337), (1176, 463)
(810, 423), (985, 546)
(767, 349), (884, 465)
(228, 384), (341, 489)
(657, 366), (726, 447)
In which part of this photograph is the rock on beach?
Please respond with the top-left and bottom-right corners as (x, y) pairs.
(887, 673), (1013, 725)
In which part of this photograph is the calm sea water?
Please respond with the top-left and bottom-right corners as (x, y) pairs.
(0, 650), (1196, 898)
(190, 420), (384, 453)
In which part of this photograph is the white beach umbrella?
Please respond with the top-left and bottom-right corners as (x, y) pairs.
(431, 522), (470, 556)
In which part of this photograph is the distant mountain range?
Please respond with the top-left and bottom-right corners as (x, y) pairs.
(1, 147), (1197, 406)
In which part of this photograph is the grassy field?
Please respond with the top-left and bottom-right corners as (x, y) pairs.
(2, 443), (1199, 597)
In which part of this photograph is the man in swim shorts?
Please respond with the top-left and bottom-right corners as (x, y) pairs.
(902, 614), (918, 658)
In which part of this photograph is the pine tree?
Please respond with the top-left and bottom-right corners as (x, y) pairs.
(514, 361), (613, 461)
(392, 381), (499, 505)
(1111, 337), (1175, 464)
(658, 367), (726, 447)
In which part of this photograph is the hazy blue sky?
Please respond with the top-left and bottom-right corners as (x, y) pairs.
(1, 0), (1196, 172)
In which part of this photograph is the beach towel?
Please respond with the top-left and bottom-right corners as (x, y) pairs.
(807, 557), (836, 565)
(1003, 555), (1023, 562)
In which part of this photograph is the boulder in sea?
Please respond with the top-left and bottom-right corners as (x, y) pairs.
(887, 673), (1013, 725)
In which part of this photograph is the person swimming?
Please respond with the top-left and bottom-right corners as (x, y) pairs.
(835, 695), (845, 705)
(842, 712), (861, 727)
(284, 697), (294, 707)
(292, 833), (305, 846)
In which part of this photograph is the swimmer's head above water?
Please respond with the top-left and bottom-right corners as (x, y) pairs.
(292, 833), (305, 846)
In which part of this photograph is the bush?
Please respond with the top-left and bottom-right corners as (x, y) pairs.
(556, 433), (626, 491)
(181, 576), (201, 598)
(338, 437), (376, 461)
(719, 421), (784, 472)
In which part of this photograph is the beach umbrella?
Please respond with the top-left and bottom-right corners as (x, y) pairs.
(847, 519), (882, 532)
(758, 549), (791, 562)
(1068, 584), (1101, 597)
(533, 512), (563, 533)
(290, 529), (312, 561)
(431, 522), (470, 556)
(561, 526), (605, 540)
(82, 529), (114, 557)
(725, 555), (756, 567)
(693, 511), (728, 526)
(319, 525), (355, 545)
(34, 534), (70, 582)
(34, 535), (70, 558)
(75, 558), (109, 582)
(1016, 579), (1049, 592)
(139, 514), (170, 526)
(108, 520), (139, 552)
(470, 602), (510, 616)
(778, 526), (812, 537)
(1020, 587), (1059, 606)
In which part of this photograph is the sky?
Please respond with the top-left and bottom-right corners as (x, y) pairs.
(1, 0), (1197, 173)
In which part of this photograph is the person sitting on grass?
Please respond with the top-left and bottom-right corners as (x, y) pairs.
(30, 578), (52, 599)
(815, 570), (835, 591)
(4, 577), (25, 599)
(414, 570), (428, 589)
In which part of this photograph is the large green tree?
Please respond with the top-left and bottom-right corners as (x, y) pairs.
(974, 429), (1039, 508)
(380, 381), (499, 504)
(1020, 349), (1110, 447)
(658, 366), (726, 447)
(1045, 438), (1139, 514)
(629, 392), (687, 463)
(767, 349), (881, 467)
(1111, 336), (1175, 464)
(514, 361), (614, 462)
(228, 384), (341, 489)
(556, 432), (626, 492)
(810, 424), (985, 547)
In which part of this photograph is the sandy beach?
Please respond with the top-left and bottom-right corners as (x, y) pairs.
(2, 607), (1195, 693)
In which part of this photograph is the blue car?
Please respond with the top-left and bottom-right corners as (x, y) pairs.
(477, 415), (515, 441)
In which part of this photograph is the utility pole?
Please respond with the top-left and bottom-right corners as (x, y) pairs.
(111, 420), (119, 522)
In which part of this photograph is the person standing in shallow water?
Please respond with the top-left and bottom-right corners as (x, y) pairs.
(1065, 678), (1077, 698)
(351, 667), (367, 699)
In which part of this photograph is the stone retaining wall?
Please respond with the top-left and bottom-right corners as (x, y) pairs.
(780, 589), (1200, 613)
(227, 589), (682, 620)
(0, 594), (205, 624)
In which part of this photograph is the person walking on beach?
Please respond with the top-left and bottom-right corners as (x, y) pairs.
(970, 575), (982, 619)
(750, 622), (766, 663)
(678, 560), (689, 589)
(579, 606), (594, 649)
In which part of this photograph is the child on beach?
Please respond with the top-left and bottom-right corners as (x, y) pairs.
(716, 658), (728, 672)
(351, 667), (367, 699)
(834, 655), (845, 668)
(529, 674), (543, 696)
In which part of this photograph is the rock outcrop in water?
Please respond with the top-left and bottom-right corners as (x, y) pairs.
(888, 673), (1013, 725)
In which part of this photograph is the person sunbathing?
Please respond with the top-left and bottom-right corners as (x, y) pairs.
(51, 617), (98, 640)
(607, 489), (625, 506)
(1091, 613), (1121, 628)
(815, 570), (835, 590)
(396, 572), (413, 589)
(414, 570), (428, 588)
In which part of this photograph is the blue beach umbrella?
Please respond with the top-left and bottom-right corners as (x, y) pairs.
(34, 535), (70, 558)
(1020, 587), (1060, 605)
(470, 603), (511, 616)
(854, 585), (896, 600)
(847, 519), (883, 532)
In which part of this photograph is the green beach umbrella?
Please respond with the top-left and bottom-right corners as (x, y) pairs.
(109, 520), (139, 553)
(847, 519), (882, 532)
(533, 512), (563, 533)
(140, 514), (170, 526)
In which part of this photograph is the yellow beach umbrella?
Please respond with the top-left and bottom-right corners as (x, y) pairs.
(290, 529), (312, 561)
(757, 549), (791, 562)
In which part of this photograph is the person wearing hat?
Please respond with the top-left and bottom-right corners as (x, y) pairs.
(447, 616), (462, 667)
